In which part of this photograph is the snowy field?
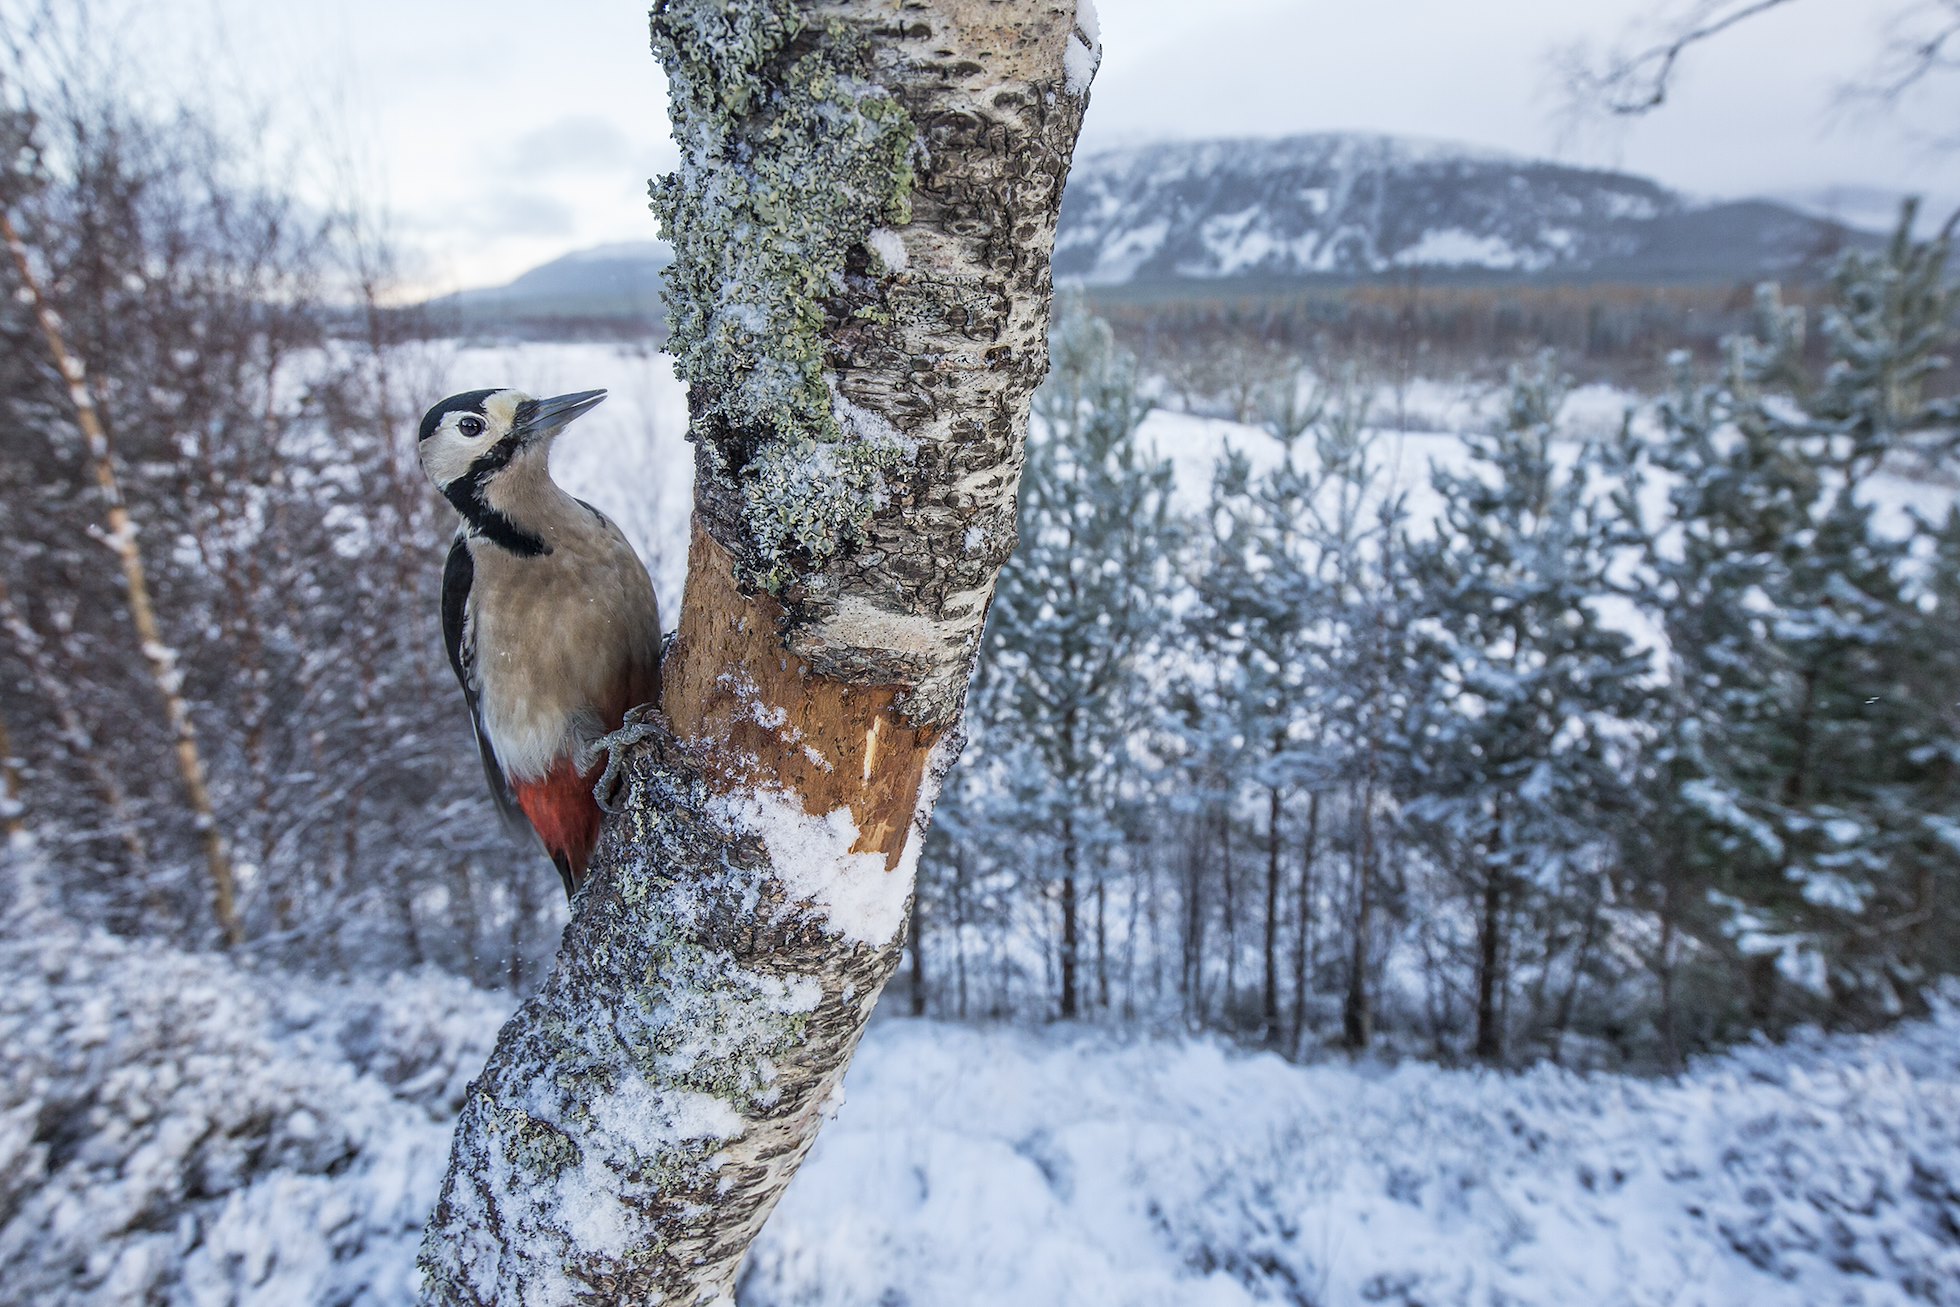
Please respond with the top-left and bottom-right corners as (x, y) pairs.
(4, 920), (1959, 1306)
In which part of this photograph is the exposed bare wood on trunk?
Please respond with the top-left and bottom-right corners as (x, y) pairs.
(1, 208), (241, 946)
(419, 2), (1091, 1301)
(662, 524), (940, 869)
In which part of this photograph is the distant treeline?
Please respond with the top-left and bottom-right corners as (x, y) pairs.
(1094, 276), (1960, 400)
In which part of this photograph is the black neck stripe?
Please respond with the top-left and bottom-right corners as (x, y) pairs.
(445, 432), (549, 557)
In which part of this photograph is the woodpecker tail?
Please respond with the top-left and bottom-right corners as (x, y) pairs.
(548, 850), (578, 900)
(511, 758), (604, 898)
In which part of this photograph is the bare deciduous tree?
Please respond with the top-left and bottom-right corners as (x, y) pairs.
(2, 209), (243, 944)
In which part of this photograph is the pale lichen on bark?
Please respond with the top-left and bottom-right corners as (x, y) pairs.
(656, 0), (1090, 725)
(651, 0), (919, 596)
(419, 3), (1088, 1301)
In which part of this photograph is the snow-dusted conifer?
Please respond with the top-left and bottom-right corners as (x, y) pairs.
(1641, 208), (1957, 1020)
(1178, 379), (1354, 1040)
(1404, 355), (1652, 1061)
(970, 294), (1176, 1019)
(1811, 200), (1958, 481)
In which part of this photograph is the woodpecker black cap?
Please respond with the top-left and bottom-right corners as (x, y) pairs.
(419, 389), (503, 442)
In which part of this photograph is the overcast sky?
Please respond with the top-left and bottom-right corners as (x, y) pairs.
(136, 0), (1960, 294)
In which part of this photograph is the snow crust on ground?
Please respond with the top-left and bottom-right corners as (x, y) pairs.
(752, 1017), (1960, 1306)
(0, 925), (509, 1307)
(4, 923), (1957, 1307)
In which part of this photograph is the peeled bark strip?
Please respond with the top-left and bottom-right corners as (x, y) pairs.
(419, 2), (1092, 1302)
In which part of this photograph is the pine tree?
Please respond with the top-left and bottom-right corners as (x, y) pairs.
(1175, 378), (1424, 1050)
(1404, 354), (1653, 1062)
(1639, 205), (1958, 1023)
(1811, 199), (1959, 480)
(1898, 511), (1960, 973)
(1180, 383), (1336, 1037)
(964, 295), (1177, 1019)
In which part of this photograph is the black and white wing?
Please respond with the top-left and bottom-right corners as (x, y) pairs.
(442, 533), (526, 833)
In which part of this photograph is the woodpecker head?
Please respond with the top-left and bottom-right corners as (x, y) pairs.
(418, 388), (606, 547)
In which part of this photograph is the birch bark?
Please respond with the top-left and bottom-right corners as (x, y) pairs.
(418, 2), (1094, 1301)
(1, 210), (241, 945)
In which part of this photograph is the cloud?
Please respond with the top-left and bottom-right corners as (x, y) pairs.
(504, 115), (639, 174)
(412, 190), (577, 240)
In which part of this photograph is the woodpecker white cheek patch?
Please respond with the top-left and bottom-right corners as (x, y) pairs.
(420, 431), (479, 489)
(481, 389), (525, 432)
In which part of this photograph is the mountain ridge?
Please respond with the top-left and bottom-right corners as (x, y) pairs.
(1053, 131), (1872, 286)
(424, 132), (1883, 324)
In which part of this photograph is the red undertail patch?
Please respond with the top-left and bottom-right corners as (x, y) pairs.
(512, 757), (603, 894)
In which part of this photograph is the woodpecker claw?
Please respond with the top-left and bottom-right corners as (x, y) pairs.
(592, 704), (666, 813)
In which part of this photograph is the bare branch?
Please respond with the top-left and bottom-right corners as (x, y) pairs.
(1855, 0), (1960, 104)
(1562, 0), (1801, 117)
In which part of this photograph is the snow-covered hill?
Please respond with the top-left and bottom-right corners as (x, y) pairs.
(423, 134), (1877, 321)
(4, 920), (1957, 1307)
(1054, 133), (1870, 286)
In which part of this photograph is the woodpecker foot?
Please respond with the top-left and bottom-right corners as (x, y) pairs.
(592, 704), (668, 813)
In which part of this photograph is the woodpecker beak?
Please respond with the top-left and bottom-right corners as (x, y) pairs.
(515, 389), (607, 444)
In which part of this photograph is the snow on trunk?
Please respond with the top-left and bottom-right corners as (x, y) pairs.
(417, 2), (1091, 1302)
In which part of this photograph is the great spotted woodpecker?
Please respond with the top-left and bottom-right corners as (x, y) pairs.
(418, 388), (662, 896)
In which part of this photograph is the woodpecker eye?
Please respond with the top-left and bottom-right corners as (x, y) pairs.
(458, 416), (486, 438)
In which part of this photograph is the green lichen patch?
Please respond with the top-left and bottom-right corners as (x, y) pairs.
(481, 1101), (582, 1179)
(650, 0), (918, 592)
(582, 742), (827, 1123)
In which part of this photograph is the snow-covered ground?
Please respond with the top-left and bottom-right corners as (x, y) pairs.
(12, 347), (1949, 1303)
(4, 920), (1957, 1306)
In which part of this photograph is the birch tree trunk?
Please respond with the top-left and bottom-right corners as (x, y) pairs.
(418, 2), (1094, 1302)
(1, 210), (241, 945)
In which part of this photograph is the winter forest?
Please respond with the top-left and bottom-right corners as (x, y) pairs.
(4, 1), (1960, 1304)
